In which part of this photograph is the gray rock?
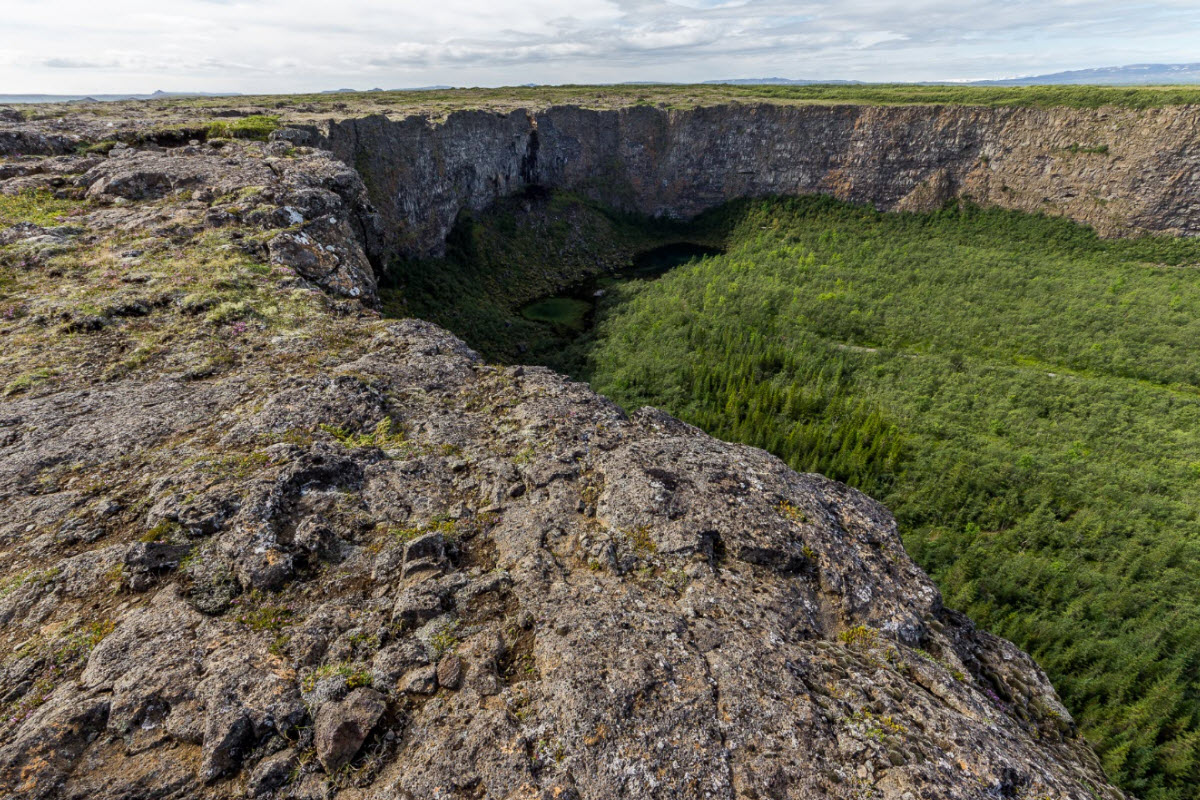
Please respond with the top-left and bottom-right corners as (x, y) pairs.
(397, 665), (437, 695)
(246, 747), (298, 797)
(403, 531), (445, 564)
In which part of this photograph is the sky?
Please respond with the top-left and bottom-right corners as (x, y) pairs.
(2, 0), (1198, 94)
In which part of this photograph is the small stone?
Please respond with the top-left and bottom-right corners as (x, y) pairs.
(236, 546), (294, 591)
(294, 515), (336, 558)
(437, 654), (463, 690)
(246, 748), (298, 797)
(398, 665), (438, 695)
(391, 581), (447, 627)
(314, 687), (386, 773)
(403, 531), (445, 564)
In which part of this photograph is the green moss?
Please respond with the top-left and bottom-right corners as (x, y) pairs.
(776, 500), (808, 524)
(3, 368), (53, 397)
(301, 661), (373, 693)
(233, 591), (296, 632)
(140, 520), (183, 543)
(428, 620), (460, 658)
(623, 525), (657, 556)
(0, 567), (60, 599)
(838, 625), (879, 648)
(1066, 142), (1111, 155)
(0, 189), (85, 227)
(205, 115), (281, 141)
(320, 417), (408, 449)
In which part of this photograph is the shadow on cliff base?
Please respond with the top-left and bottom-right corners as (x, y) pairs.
(377, 187), (735, 376)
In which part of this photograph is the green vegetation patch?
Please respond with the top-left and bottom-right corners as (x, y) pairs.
(731, 83), (1200, 109)
(205, 114), (281, 141)
(127, 83), (1200, 121)
(379, 190), (722, 371)
(0, 189), (85, 227)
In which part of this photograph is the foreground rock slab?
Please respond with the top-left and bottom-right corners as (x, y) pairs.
(0, 316), (1123, 799)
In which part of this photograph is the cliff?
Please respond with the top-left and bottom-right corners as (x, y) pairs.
(0, 102), (1137, 798)
(329, 103), (1200, 256)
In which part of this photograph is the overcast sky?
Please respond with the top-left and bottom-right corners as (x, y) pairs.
(2, 0), (1198, 94)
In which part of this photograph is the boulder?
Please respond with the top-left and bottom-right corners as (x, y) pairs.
(314, 687), (386, 773)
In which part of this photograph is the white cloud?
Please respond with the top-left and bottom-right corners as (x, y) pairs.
(0, 0), (1197, 93)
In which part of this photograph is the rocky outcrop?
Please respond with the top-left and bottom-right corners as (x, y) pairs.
(0, 316), (1122, 799)
(331, 103), (1200, 256)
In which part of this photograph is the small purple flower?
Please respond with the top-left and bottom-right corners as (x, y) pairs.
(983, 687), (1010, 712)
(229, 321), (249, 336)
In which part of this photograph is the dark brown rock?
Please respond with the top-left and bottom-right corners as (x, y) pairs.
(436, 654), (463, 690)
(314, 687), (386, 773)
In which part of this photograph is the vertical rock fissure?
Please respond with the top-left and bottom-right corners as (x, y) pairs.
(520, 123), (540, 186)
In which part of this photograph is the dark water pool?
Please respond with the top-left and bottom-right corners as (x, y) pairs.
(518, 242), (722, 333)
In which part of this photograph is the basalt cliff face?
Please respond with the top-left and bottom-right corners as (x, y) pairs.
(327, 103), (1200, 256)
(0, 102), (1144, 799)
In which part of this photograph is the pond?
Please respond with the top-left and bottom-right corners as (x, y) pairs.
(518, 242), (722, 334)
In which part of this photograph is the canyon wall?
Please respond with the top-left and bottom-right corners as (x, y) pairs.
(326, 103), (1200, 256)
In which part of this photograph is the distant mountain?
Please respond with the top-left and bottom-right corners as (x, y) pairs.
(0, 90), (239, 104)
(971, 63), (1200, 85)
(701, 65), (1200, 87)
(4, 63), (1197, 107)
(703, 78), (863, 86)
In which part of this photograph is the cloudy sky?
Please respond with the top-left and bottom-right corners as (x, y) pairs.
(2, 0), (1198, 93)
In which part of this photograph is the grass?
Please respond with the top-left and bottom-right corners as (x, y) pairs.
(62, 84), (1200, 125)
(0, 222), (329, 398)
(205, 114), (280, 141)
(0, 619), (114, 732)
(0, 189), (86, 227)
(727, 83), (1200, 110)
(301, 662), (373, 694)
(427, 620), (460, 658)
(232, 590), (297, 632)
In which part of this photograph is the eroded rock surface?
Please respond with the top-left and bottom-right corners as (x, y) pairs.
(0, 106), (1127, 798)
(0, 314), (1125, 798)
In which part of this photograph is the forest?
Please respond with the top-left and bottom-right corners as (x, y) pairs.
(385, 194), (1200, 799)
